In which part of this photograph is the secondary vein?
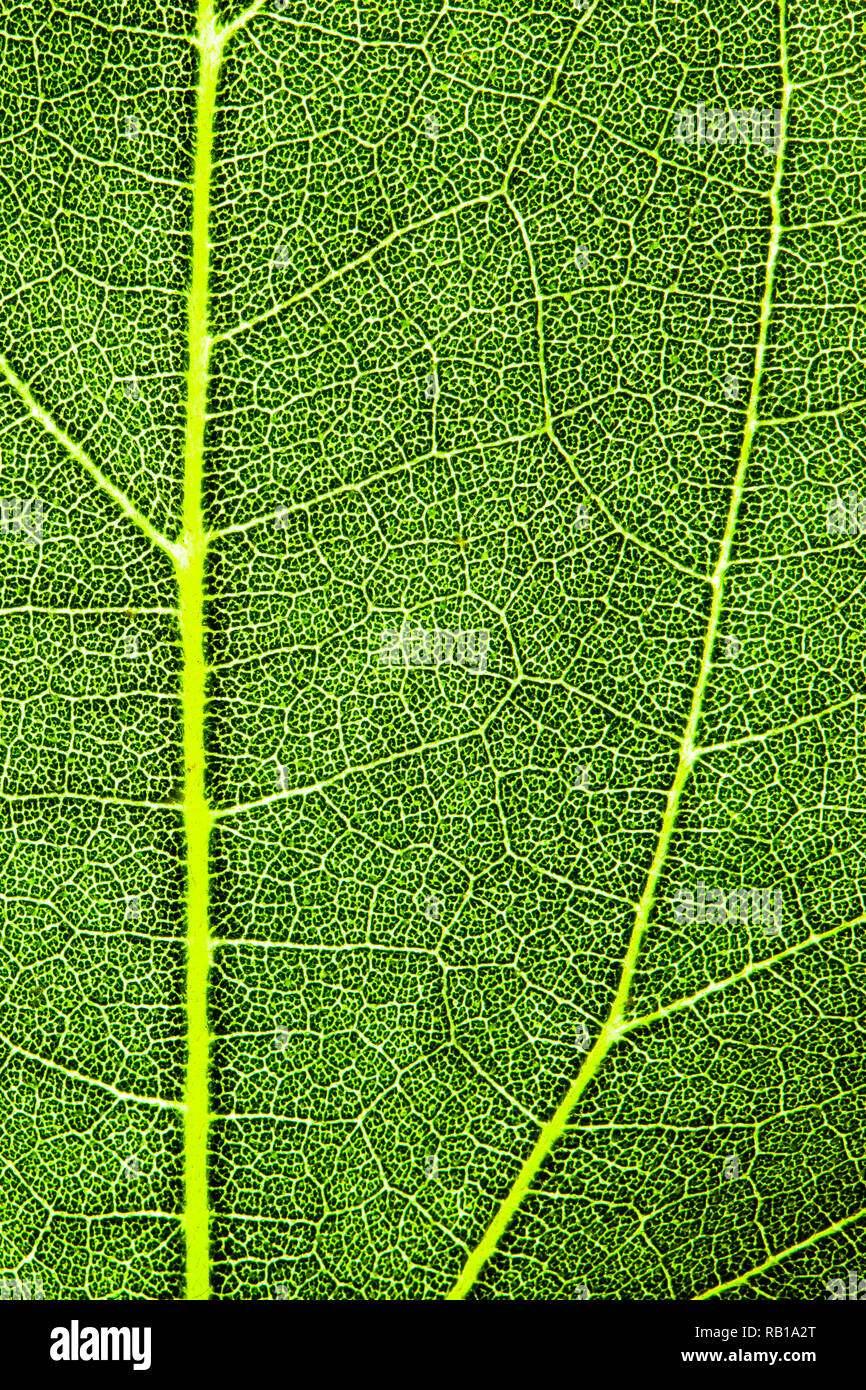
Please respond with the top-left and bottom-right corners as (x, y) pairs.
(0, 354), (181, 566)
(445, 1), (793, 1301)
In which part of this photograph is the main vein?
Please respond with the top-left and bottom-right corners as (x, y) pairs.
(446, 6), (791, 1301)
(180, 0), (222, 1303)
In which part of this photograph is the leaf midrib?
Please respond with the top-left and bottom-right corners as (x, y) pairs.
(179, 0), (221, 1305)
(180, 0), (270, 1304)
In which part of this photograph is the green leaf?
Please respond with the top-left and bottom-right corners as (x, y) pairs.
(0, 0), (863, 1303)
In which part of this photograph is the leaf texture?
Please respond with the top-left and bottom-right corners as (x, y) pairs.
(0, 0), (864, 1301)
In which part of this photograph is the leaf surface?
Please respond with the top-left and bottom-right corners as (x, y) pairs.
(0, 0), (863, 1300)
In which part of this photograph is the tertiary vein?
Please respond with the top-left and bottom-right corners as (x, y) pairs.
(693, 1206), (866, 1299)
